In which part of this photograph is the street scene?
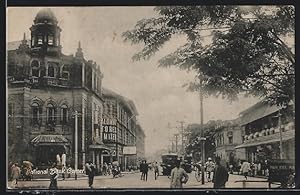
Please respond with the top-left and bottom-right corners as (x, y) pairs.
(6, 5), (295, 190)
(15, 170), (280, 189)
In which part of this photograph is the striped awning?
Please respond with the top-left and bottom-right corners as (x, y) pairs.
(30, 135), (69, 145)
(235, 130), (295, 149)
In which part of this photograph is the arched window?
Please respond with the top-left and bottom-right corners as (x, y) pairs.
(31, 36), (35, 47)
(48, 35), (54, 45)
(31, 60), (40, 77)
(37, 35), (43, 45)
(61, 65), (69, 80)
(32, 102), (40, 125)
(61, 104), (68, 124)
(46, 103), (56, 125)
(48, 66), (55, 77)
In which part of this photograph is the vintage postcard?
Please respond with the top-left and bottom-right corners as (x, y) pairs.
(6, 5), (295, 190)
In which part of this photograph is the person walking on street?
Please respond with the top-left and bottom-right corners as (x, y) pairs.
(88, 162), (96, 188)
(240, 160), (251, 180)
(153, 162), (159, 180)
(170, 159), (189, 189)
(11, 163), (21, 189)
(144, 160), (149, 181)
(212, 157), (229, 188)
(85, 161), (94, 188)
(49, 163), (59, 190)
(139, 160), (145, 180)
(102, 162), (108, 176)
(205, 157), (215, 182)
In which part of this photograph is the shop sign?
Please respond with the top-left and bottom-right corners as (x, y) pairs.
(269, 159), (295, 183)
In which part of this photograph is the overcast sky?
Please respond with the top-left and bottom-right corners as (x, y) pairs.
(7, 7), (260, 155)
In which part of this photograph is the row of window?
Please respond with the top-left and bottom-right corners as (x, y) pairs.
(31, 34), (60, 47)
(31, 60), (70, 79)
(31, 103), (69, 127)
(215, 133), (233, 146)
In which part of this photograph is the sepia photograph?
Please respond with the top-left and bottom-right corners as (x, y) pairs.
(6, 5), (295, 190)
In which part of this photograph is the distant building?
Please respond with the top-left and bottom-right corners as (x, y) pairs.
(135, 123), (146, 163)
(213, 119), (243, 166)
(235, 100), (295, 162)
(7, 8), (105, 170)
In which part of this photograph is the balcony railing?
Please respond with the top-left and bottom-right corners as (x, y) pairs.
(243, 122), (294, 143)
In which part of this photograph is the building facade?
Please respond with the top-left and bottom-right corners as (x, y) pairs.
(102, 88), (144, 171)
(214, 119), (243, 167)
(235, 101), (295, 163)
(7, 8), (107, 171)
(7, 8), (146, 173)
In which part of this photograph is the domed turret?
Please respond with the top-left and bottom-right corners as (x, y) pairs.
(34, 8), (58, 24)
(30, 8), (61, 56)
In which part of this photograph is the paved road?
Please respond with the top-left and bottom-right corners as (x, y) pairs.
(8, 171), (280, 190)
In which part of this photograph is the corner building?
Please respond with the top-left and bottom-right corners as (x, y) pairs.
(7, 9), (105, 171)
(102, 88), (142, 171)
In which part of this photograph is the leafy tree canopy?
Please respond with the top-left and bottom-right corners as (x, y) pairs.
(123, 6), (295, 106)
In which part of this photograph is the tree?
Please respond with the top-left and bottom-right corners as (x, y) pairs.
(123, 6), (295, 106)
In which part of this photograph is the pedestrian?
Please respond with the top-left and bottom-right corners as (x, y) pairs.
(102, 162), (108, 176)
(257, 162), (261, 176)
(85, 162), (95, 188)
(143, 160), (149, 181)
(205, 157), (215, 182)
(66, 164), (71, 178)
(170, 159), (189, 188)
(49, 163), (59, 190)
(212, 157), (229, 188)
(265, 160), (269, 177)
(140, 160), (145, 180)
(229, 164), (234, 174)
(240, 160), (251, 180)
(253, 162), (258, 176)
(10, 163), (21, 189)
(108, 163), (112, 175)
(153, 162), (159, 180)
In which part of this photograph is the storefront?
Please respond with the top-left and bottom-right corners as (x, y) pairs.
(30, 135), (70, 168)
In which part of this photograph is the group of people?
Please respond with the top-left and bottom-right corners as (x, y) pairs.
(239, 160), (269, 179)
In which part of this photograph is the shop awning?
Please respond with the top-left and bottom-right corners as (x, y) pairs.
(89, 144), (111, 151)
(30, 135), (70, 146)
(235, 130), (295, 149)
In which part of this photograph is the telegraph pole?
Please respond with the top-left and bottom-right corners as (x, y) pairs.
(177, 121), (185, 156)
(73, 111), (81, 171)
(168, 123), (171, 153)
(174, 134), (179, 153)
(199, 75), (205, 184)
(278, 110), (283, 159)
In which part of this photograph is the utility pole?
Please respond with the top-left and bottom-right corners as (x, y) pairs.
(199, 75), (205, 185)
(73, 111), (81, 171)
(278, 110), (283, 159)
(177, 120), (185, 156)
(174, 134), (179, 153)
(168, 123), (171, 153)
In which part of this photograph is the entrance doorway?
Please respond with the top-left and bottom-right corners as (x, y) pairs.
(35, 145), (66, 167)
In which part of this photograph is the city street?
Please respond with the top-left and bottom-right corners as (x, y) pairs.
(10, 171), (280, 190)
